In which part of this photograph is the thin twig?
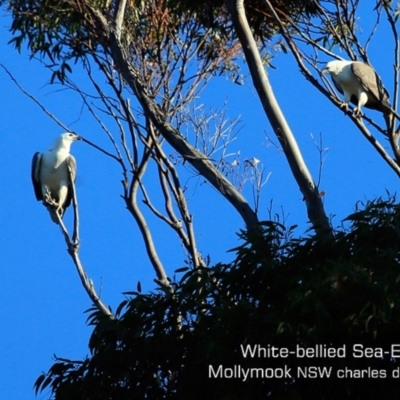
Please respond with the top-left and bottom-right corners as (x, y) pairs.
(384, 5), (400, 138)
(354, 118), (400, 177)
(0, 63), (70, 131)
(80, 137), (122, 162)
(54, 203), (114, 319)
(126, 131), (174, 293)
(148, 124), (206, 269)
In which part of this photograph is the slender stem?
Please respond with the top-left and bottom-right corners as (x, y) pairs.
(0, 63), (70, 132)
(56, 204), (114, 319)
(80, 137), (122, 163)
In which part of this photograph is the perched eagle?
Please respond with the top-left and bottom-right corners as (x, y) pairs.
(32, 133), (80, 223)
(322, 60), (393, 126)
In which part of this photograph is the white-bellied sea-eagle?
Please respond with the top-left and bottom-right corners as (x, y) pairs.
(322, 60), (393, 126)
(31, 132), (80, 223)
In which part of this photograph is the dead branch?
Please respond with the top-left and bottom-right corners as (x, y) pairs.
(55, 189), (114, 319)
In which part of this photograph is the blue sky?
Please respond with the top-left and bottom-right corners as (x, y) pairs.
(1, 4), (399, 399)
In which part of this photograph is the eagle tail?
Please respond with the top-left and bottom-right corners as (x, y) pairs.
(384, 112), (394, 132)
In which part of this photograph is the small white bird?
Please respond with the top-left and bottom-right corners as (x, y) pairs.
(322, 59), (393, 126)
(31, 132), (81, 223)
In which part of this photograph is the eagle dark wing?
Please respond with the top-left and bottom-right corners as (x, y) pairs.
(64, 155), (77, 209)
(31, 152), (43, 201)
(351, 62), (391, 111)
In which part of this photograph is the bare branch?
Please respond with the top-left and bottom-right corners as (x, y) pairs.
(310, 133), (329, 189)
(113, 0), (127, 40)
(55, 200), (114, 319)
(0, 63), (70, 132)
(384, 5), (400, 139)
(73, 72), (129, 163)
(227, 0), (330, 232)
(147, 123), (206, 269)
(80, 137), (122, 163)
(353, 118), (400, 177)
(88, 5), (260, 231)
(126, 132), (174, 293)
(364, 4), (382, 55)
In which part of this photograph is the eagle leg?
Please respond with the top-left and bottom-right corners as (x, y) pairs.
(352, 107), (363, 118)
(44, 188), (58, 207)
(43, 189), (63, 224)
(43, 188), (63, 214)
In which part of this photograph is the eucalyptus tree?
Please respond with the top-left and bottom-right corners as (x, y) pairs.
(4, 0), (400, 398)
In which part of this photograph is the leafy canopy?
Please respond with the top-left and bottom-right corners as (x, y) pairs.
(4, 0), (319, 83)
(35, 197), (400, 399)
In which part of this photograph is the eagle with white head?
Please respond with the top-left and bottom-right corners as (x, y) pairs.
(31, 132), (80, 223)
(322, 60), (393, 126)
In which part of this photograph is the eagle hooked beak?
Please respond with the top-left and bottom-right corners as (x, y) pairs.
(65, 132), (82, 141)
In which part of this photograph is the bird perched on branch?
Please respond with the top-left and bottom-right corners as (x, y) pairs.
(31, 132), (81, 223)
(322, 59), (394, 128)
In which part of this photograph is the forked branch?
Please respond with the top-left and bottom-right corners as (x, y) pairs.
(56, 178), (114, 319)
(87, 4), (260, 232)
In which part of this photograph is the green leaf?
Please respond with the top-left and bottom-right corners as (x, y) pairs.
(175, 266), (190, 273)
(33, 374), (46, 395)
(41, 376), (53, 391)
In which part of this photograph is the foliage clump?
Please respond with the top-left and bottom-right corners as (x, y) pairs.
(35, 197), (400, 399)
(5, 0), (320, 83)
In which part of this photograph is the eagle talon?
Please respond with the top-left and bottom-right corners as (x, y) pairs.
(44, 192), (55, 205)
(44, 191), (60, 209)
